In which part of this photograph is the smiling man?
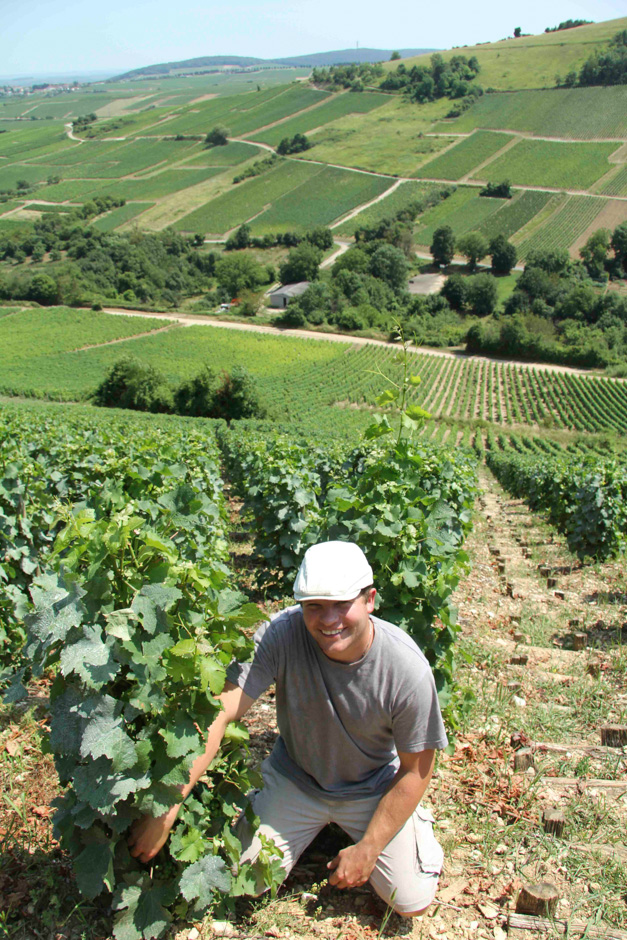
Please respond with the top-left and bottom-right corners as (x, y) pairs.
(129, 541), (447, 919)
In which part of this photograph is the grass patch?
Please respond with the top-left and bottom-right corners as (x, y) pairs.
(301, 97), (454, 177)
(250, 91), (390, 146)
(182, 141), (263, 167)
(415, 190), (503, 246)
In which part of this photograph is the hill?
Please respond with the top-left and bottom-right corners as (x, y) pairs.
(115, 48), (436, 81)
(382, 16), (627, 90)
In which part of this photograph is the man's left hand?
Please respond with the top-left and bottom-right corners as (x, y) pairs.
(327, 841), (379, 889)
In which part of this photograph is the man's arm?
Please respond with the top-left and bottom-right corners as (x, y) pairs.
(128, 680), (255, 863)
(327, 749), (435, 889)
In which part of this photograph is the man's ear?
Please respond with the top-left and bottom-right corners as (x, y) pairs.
(365, 587), (376, 612)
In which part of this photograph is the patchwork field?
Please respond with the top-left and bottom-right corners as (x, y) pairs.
(436, 86), (627, 140)
(598, 164), (627, 197)
(249, 165), (392, 234)
(472, 189), (554, 243)
(415, 131), (514, 181)
(475, 138), (620, 190)
(414, 187), (504, 246)
(91, 202), (155, 231)
(182, 141), (263, 167)
(334, 180), (441, 235)
(249, 91), (391, 146)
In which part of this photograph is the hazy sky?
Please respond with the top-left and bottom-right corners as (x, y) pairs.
(3, 0), (626, 76)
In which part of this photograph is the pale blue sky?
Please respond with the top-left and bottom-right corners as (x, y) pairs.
(2, 0), (626, 76)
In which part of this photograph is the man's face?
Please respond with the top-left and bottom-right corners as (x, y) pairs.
(300, 588), (376, 663)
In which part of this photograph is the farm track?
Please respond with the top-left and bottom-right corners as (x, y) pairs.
(230, 466), (627, 940)
(98, 307), (618, 378)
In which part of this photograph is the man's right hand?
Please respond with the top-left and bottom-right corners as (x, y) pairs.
(127, 807), (179, 863)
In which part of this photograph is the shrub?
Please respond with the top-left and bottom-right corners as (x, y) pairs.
(92, 356), (174, 413)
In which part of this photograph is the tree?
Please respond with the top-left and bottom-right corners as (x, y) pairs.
(580, 229), (611, 279)
(92, 356), (173, 413)
(225, 223), (251, 251)
(369, 243), (409, 293)
(215, 253), (265, 297)
(514, 27), (522, 37)
(466, 273), (498, 316)
(430, 226), (455, 267)
(457, 231), (489, 270)
(332, 248), (370, 276)
(29, 273), (58, 305)
(205, 125), (230, 147)
(489, 234), (518, 275)
(279, 243), (323, 283)
(277, 133), (311, 155)
(390, 51), (401, 60)
(611, 221), (627, 268)
(212, 366), (265, 421)
(174, 365), (218, 416)
(440, 272), (468, 310)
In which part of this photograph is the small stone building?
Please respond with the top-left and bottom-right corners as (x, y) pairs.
(268, 282), (310, 308)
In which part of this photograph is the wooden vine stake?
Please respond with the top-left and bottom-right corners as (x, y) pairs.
(515, 882), (559, 916)
(514, 747), (534, 772)
(600, 725), (627, 748)
(542, 807), (565, 837)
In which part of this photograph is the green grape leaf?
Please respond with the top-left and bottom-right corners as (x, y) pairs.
(60, 626), (119, 689)
(160, 714), (202, 759)
(199, 657), (226, 695)
(74, 841), (115, 899)
(223, 721), (249, 744)
(169, 826), (206, 864)
(73, 757), (151, 812)
(178, 854), (231, 902)
(80, 714), (137, 771)
(113, 881), (175, 940)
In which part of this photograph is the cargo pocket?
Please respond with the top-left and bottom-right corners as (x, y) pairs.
(413, 805), (444, 875)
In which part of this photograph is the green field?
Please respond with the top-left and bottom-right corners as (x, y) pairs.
(249, 166), (392, 234)
(182, 141), (263, 167)
(0, 122), (75, 161)
(0, 308), (171, 397)
(298, 97), (454, 177)
(515, 194), (608, 258)
(436, 86), (627, 140)
(335, 181), (441, 235)
(598, 165), (627, 197)
(0, 312), (342, 400)
(171, 159), (321, 233)
(28, 179), (103, 202)
(414, 131), (513, 181)
(92, 202), (155, 231)
(250, 92), (391, 146)
(476, 139), (619, 190)
(413, 187), (504, 246)
(158, 84), (329, 138)
(473, 189), (554, 242)
(0, 164), (57, 191)
(383, 17), (627, 91)
(82, 167), (225, 202)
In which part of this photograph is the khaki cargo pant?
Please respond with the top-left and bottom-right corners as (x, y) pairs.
(239, 760), (443, 914)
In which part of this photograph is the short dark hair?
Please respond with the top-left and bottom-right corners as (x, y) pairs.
(359, 584), (374, 598)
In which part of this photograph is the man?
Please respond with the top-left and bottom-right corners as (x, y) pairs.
(129, 541), (448, 918)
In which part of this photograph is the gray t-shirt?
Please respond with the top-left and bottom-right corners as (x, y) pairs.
(226, 605), (448, 800)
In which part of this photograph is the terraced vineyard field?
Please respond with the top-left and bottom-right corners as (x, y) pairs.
(598, 164), (627, 197)
(415, 131), (513, 181)
(436, 86), (627, 140)
(473, 189), (554, 242)
(515, 194), (608, 258)
(476, 138), (619, 190)
(414, 189), (503, 246)
(91, 201), (155, 231)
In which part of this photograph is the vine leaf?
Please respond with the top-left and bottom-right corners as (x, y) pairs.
(179, 854), (231, 903)
(74, 841), (115, 899)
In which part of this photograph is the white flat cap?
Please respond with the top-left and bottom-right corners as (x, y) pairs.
(293, 541), (374, 601)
